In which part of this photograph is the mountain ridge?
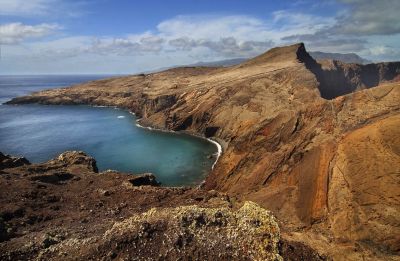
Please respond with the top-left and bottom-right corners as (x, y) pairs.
(164, 48), (372, 69)
(309, 51), (371, 64)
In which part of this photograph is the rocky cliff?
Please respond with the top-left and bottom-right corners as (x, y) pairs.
(5, 43), (400, 260)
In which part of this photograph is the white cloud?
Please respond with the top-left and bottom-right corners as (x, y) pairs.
(157, 15), (276, 57)
(0, 0), (56, 16)
(2, 5), (399, 74)
(368, 46), (395, 56)
(286, 0), (400, 38)
(335, 0), (400, 35)
(0, 13), (337, 61)
(0, 22), (60, 44)
(169, 37), (273, 57)
(0, 0), (86, 17)
(89, 35), (165, 55)
(157, 15), (267, 40)
(363, 44), (400, 61)
(8, 15), (280, 59)
(279, 0), (400, 60)
(272, 10), (332, 29)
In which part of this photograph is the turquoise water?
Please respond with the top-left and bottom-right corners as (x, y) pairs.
(0, 75), (218, 186)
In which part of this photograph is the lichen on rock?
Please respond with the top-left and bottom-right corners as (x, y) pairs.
(101, 201), (282, 260)
(56, 151), (98, 173)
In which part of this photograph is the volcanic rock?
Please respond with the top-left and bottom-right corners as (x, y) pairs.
(73, 201), (281, 260)
(0, 152), (30, 170)
(0, 152), (294, 260)
(127, 173), (160, 186)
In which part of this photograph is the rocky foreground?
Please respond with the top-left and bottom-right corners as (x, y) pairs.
(4, 43), (400, 260)
(0, 151), (322, 260)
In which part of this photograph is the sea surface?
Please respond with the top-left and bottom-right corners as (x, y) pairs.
(0, 75), (218, 186)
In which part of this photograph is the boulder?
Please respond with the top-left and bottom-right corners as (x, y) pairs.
(0, 152), (30, 170)
(95, 201), (282, 260)
(56, 151), (98, 173)
(127, 173), (160, 186)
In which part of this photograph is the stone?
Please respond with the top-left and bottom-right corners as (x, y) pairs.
(127, 173), (160, 187)
(0, 152), (30, 170)
(100, 201), (282, 261)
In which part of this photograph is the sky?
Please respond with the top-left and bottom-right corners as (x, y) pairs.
(0, 0), (399, 74)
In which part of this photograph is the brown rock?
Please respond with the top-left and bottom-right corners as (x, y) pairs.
(127, 173), (160, 186)
(56, 151), (98, 173)
(75, 202), (282, 261)
(328, 115), (400, 253)
(0, 152), (30, 170)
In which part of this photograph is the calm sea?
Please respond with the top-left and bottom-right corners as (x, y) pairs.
(0, 75), (217, 186)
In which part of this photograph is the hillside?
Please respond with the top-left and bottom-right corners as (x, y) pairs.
(5, 43), (400, 260)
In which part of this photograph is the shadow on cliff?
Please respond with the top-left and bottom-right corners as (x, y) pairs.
(297, 44), (400, 99)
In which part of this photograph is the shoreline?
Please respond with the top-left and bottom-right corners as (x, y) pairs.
(133, 115), (223, 170)
(4, 101), (223, 184)
(95, 105), (224, 170)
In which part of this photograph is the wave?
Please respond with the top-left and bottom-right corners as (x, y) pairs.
(135, 119), (222, 170)
(207, 138), (222, 170)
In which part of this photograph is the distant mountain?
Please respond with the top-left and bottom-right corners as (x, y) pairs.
(144, 58), (248, 74)
(309, 51), (371, 64)
(189, 58), (248, 67)
(187, 51), (371, 67)
(147, 51), (371, 74)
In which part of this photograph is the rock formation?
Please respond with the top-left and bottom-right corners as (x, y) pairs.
(0, 151), (322, 260)
(4, 43), (400, 260)
(76, 202), (281, 260)
(0, 152), (30, 170)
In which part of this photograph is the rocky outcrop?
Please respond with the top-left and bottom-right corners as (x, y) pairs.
(0, 151), (294, 260)
(66, 202), (281, 260)
(56, 151), (98, 173)
(0, 152), (30, 170)
(4, 43), (400, 260)
(127, 173), (160, 186)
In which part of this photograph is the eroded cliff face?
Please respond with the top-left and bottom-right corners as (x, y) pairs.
(312, 59), (400, 99)
(328, 115), (400, 252)
(6, 43), (400, 260)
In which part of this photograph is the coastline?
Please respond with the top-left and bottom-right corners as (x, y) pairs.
(133, 115), (223, 170)
(95, 105), (225, 172)
(4, 100), (223, 184)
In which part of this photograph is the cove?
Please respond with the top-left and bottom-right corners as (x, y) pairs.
(0, 76), (218, 186)
(0, 104), (218, 186)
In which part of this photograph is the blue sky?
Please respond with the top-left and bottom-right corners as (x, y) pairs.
(0, 0), (399, 74)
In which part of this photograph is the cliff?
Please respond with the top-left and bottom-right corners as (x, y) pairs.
(5, 43), (400, 260)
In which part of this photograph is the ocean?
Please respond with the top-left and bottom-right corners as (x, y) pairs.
(0, 75), (218, 186)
